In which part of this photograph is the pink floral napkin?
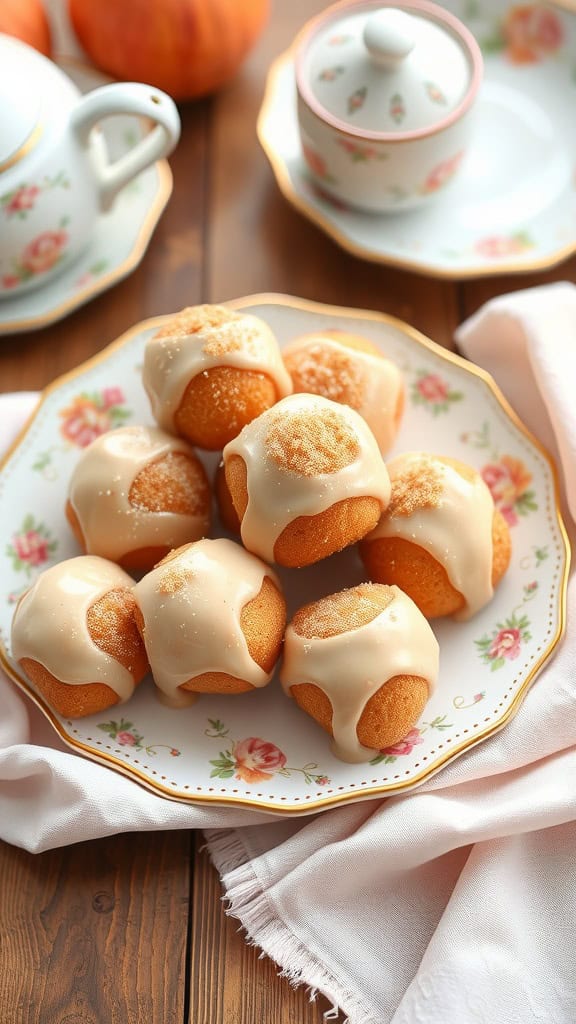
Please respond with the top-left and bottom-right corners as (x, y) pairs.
(2, 283), (576, 1024)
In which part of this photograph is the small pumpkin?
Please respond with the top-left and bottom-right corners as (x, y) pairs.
(0, 0), (51, 56)
(68, 0), (270, 100)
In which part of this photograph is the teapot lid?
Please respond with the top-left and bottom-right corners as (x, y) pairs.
(296, 0), (482, 139)
(0, 36), (42, 168)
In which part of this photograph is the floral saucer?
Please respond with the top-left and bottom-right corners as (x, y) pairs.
(0, 61), (172, 335)
(258, 1), (576, 279)
(0, 295), (569, 814)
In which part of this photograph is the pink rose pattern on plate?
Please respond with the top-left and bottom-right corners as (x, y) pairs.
(98, 718), (181, 757)
(58, 388), (131, 449)
(31, 388), (132, 476)
(6, 515), (58, 576)
(205, 719), (331, 786)
(481, 454), (537, 525)
(476, 612), (532, 671)
(411, 370), (463, 415)
(370, 715), (453, 766)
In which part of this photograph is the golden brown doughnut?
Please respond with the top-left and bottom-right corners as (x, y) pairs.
(360, 453), (512, 619)
(283, 329), (404, 453)
(223, 393), (391, 568)
(66, 424), (211, 571)
(133, 538), (286, 703)
(142, 304), (292, 449)
(11, 556), (149, 719)
(281, 583), (439, 762)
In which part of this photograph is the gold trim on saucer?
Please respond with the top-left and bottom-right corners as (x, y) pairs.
(0, 122), (43, 174)
(0, 294), (570, 815)
(257, 36), (576, 281)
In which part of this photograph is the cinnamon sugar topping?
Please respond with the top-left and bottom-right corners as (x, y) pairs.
(157, 566), (195, 595)
(265, 407), (360, 476)
(293, 583), (395, 639)
(388, 458), (443, 518)
(155, 304), (240, 339)
(285, 342), (365, 409)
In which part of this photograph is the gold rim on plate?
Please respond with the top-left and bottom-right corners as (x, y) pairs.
(0, 293), (570, 814)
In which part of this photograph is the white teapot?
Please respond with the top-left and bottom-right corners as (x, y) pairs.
(0, 34), (181, 297)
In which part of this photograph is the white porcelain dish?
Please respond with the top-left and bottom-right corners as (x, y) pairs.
(0, 295), (569, 814)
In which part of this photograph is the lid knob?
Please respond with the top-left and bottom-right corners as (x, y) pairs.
(363, 8), (416, 69)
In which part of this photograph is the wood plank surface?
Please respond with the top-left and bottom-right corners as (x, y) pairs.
(0, 832), (190, 1024)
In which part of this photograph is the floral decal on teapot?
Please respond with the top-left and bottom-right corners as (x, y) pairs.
(0, 171), (70, 220)
(2, 221), (70, 289)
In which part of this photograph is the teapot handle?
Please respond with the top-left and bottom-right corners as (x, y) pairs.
(71, 82), (181, 211)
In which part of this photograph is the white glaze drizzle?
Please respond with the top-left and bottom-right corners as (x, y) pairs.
(11, 556), (137, 700)
(281, 586), (439, 763)
(133, 538), (281, 705)
(143, 309), (293, 432)
(68, 425), (209, 562)
(367, 453), (495, 620)
(223, 393), (391, 564)
(283, 334), (403, 453)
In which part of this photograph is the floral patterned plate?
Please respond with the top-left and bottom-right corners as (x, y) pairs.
(0, 295), (569, 814)
(258, 1), (576, 279)
(0, 60), (172, 335)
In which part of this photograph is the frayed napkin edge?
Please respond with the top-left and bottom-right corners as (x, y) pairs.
(203, 826), (378, 1024)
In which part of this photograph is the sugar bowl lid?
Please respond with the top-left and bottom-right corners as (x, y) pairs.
(295, 0), (483, 139)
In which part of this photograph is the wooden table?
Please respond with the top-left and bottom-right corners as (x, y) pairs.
(1, 3), (575, 1020)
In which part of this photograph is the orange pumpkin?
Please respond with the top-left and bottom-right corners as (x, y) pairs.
(0, 0), (51, 56)
(68, 0), (270, 99)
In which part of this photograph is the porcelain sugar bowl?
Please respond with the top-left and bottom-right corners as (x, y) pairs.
(294, 0), (483, 213)
(0, 34), (181, 297)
